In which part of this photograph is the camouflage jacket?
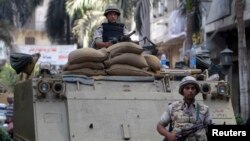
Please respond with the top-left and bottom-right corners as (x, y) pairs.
(160, 101), (211, 141)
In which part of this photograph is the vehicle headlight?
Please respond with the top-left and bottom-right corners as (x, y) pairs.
(217, 81), (228, 96)
(38, 81), (51, 94)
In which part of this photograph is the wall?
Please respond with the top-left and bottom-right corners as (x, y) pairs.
(206, 0), (250, 34)
(150, 0), (185, 66)
(203, 0), (250, 115)
(13, 29), (51, 45)
(13, 0), (51, 46)
(151, 16), (168, 43)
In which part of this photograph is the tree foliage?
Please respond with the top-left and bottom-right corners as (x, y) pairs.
(235, 114), (245, 125)
(64, 0), (112, 47)
(0, 128), (12, 141)
(46, 0), (67, 43)
(0, 0), (44, 27)
(0, 63), (19, 92)
(66, 0), (112, 17)
(0, 21), (13, 47)
(178, 0), (202, 34)
(0, 0), (43, 47)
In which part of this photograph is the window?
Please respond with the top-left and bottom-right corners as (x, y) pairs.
(25, 37), (35, 45)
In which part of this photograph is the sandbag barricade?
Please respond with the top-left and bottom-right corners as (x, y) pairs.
(143, 54), (161, 73)
(107, 42), (143, 57)
(105, 42), (152, 76)
(62, 42), (160, 76)
(68, 48), (107, 63)
(62, 48), (107, 76)
(104, 53), (149, 69)
(106, 64), (153, 76)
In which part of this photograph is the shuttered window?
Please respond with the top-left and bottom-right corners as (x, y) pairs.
(25, 37), (35, 45)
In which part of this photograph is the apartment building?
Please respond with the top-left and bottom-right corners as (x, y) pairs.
(205, 0), (250, 116)
(13, 0), (51, 46)
(147, 0), (250, 118)
(12, 0), (76, 69)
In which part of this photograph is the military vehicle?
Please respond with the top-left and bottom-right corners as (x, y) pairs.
(12, 62), (236, 141)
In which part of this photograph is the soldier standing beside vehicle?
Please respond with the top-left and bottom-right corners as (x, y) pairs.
(156, 76), (211, 141)
(92, 4), (130, 49)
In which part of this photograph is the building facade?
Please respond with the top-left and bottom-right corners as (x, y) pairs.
(13, 0), (51, 46)
(146, 0), (250, 119)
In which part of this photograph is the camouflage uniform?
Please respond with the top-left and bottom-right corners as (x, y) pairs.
(160, 101), (210, 141)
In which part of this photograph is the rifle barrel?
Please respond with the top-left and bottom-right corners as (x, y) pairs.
(176, 124), (207, 140)
(126, 30), (136, 37)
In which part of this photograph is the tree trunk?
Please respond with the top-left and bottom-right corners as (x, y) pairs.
(184, 11), (193, 53)
(235, 0), (249, 120)
(66, 14), (71, 44)
(184, 0), (193, 54)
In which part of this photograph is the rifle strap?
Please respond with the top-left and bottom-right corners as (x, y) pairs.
(196, 103), (200, 123)
(168, 102), (174, 132)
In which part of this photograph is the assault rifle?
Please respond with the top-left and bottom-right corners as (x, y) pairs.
(163, 124), (208, 141)
(109, 30), (136, 44)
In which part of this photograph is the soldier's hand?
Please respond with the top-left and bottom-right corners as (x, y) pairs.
(119, 36), (131, 42)
(165, 132), (177, 141)
(104, 42), (113, 48)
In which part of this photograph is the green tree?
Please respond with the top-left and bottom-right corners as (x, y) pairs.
(46, 0), (70, 44)
(235, 114), (245, 125)
(0, 0), (44, 46)
(65, 0), (112, 47)
(0, 22), (13, 48)
(178, 0), (202, 52)
(46, 0), (108, 45)
(0, 64), (19, 92)
(0, 128), (12, 141)
(47, 0), (137, 47)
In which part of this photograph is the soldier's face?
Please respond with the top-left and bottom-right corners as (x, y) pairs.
(106, 12), (119, 23)
(183, 84), (197, 100)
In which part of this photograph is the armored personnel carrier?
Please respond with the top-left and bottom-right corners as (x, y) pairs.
(12, 66), (236, 141)
(11, 42), (236, 140)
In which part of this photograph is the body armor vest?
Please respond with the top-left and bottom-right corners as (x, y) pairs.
(170, 101), (208, 141)
(102, 22), (124, 42)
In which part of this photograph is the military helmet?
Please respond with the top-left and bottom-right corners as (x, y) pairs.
(179, 76), (200, 95)
(104, 4), (121, 16)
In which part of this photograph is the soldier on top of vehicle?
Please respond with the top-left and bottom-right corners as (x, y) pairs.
(92, 4), (130, 49)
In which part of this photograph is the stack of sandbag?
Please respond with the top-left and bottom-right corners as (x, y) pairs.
(62, 48), (107, 76)
(143, 54), (161, 73)
(105, 42), (153, 76)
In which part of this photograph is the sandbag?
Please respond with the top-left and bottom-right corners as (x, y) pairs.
(68, 48), (107, 64)
(63, 62), (104, 71)
(107, 42), (143, 57)
(62, 64), (68, 71)
(62, 68), (106, 76)
(106, 64), (153, 76)
(144, 54), (161, 72)
(104, 53), (149, 69)
(98, 47), (108, 55)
